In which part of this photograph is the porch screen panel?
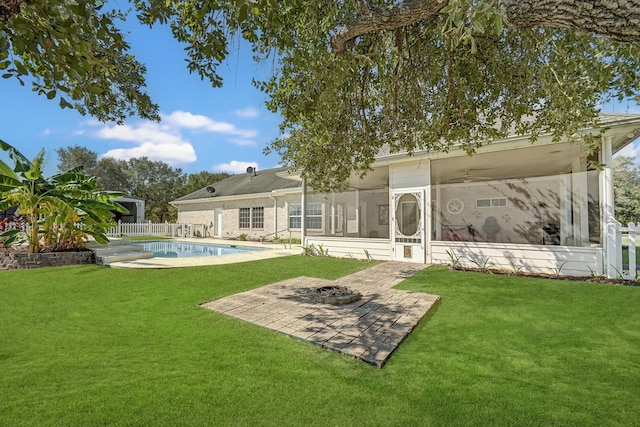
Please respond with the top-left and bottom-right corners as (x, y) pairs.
(431, 170), (601, 247)
(304, 188), (390, 238)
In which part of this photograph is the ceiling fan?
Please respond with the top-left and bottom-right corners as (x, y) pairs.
(450, 168), (493, 183)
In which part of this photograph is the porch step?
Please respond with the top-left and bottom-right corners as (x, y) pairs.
(88, 238), (154, 266)
(96, 250), (155, 265)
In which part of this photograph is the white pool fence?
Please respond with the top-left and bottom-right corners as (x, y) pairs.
(106, 221), (210, 238)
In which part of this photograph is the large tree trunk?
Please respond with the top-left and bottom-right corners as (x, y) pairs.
(332, 0), (640, 52)
(332, 0), (447, 52)
(501, 0), (640, 45)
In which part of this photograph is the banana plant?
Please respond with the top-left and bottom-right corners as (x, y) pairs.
(0, 139), (127, 252)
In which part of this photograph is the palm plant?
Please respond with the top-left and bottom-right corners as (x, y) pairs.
(0, 140), (127, 253)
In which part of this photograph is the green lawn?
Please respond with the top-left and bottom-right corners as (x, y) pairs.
(1, 258), (639, 426)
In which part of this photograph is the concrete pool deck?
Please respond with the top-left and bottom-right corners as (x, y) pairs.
(106, 238), (303, 269)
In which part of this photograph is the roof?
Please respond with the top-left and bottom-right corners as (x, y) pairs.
(172, 167), (301, 203)
(373, 113), (640, 160)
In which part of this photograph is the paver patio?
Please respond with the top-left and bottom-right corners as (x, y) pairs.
(201, 262), (440, 367)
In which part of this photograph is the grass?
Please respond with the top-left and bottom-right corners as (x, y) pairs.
(1, 258), (639, 426)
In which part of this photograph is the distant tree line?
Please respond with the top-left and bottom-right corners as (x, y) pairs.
(55, 145), (230, 222)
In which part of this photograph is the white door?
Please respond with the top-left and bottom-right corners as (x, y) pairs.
(216, 211), (222, 237)
(392, 189), (426, 263)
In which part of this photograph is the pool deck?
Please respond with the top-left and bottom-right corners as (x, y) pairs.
(106, 238), (302, 269)
(201, 261), (439, 367)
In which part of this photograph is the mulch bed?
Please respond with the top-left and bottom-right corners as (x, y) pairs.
(450, 266), (640, 286)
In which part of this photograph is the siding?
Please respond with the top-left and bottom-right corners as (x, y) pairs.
(305, 236), (392, 261)
(430, 241), (603, 277)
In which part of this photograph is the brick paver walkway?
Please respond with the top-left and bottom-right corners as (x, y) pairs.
(201, 262), (440, 367)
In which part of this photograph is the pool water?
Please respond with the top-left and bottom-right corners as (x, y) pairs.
(132, 241), (263, 258)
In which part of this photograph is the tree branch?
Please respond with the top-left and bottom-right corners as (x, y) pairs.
(501, 0), (640, 45)
(332, 0), (448, 53)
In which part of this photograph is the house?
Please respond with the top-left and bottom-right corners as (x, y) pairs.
(171, 114), (640, 277)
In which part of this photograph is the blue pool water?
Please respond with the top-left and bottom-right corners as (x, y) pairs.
(131, 241), (263, 258)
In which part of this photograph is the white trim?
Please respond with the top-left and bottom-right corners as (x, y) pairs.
(171, 189), (303, 206)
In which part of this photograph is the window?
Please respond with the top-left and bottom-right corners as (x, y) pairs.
(307, 203), (323, 229)
(289, 204), (302, 229)
(289, 203), (323, 230)
(239, 208), (250, 229)
(476, 197), (507, 208)
(239, 207), (263, 229)
(252, 207), (264, 229)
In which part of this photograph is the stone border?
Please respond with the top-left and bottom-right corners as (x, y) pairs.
(0, 251), (95, 270)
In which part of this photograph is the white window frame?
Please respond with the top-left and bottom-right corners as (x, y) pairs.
(476, 197), (507, 208)
(290, 203), (323, 230)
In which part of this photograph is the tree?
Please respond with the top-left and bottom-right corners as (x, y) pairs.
(0, 140), (126, 252)
(0, 0), (159, 124)
(93, 157), (131, 193)
(125, 157), (186, 222)
(57, 145), (230, 222)
(5, 1), (640, 189)
(56, 145), (98, 175)
(182, 171), (231, 196)
(613, 156), (640, 225)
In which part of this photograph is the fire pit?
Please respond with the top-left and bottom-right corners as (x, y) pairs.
(307, 286), (361, 305)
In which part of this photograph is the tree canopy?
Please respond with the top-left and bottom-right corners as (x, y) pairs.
(56, 146), (230, 222)
(3, 0), (640, 189)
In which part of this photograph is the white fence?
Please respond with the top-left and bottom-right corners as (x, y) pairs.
(606, 221), (638, 280)
(107, 221), (209, 238)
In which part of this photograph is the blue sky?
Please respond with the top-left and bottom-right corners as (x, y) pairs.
(1, 15), (640, 178)
(0, 17), (283, 177)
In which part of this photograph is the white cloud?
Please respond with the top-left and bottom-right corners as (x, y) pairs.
(39, 128), (51, 137)
(234, 107), (260, 118)
(102, 141), (196, 164)
(213, 160), (259, 174)
(615, 138), (640, 164)
(94, 122), (196, 164)
(162, 110), (257, 139)
(84, 109), (261, 165)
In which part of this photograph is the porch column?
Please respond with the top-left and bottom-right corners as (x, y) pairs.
(355, 189), (360, 237)
(602, 135), (615, 221)
(601, 135), (618, 277)
(301, 180), (307, 244)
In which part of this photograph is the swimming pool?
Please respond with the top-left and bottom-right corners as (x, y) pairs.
(131, 241), (263, 258)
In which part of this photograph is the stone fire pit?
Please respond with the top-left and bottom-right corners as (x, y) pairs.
(307, 285), (361, 305)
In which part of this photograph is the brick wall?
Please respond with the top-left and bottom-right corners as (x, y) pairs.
(0, 251), (95, 270)
(177, 194), (304, 240)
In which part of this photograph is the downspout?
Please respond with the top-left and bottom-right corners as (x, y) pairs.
(269, 192), (278, 236)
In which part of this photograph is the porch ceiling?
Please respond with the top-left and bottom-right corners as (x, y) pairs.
(431, 143), (582, 184)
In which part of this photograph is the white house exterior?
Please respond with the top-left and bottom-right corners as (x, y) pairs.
(172, 114), (640, 277)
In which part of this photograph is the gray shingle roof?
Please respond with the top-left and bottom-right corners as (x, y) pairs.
(172, 167), (300, 203)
